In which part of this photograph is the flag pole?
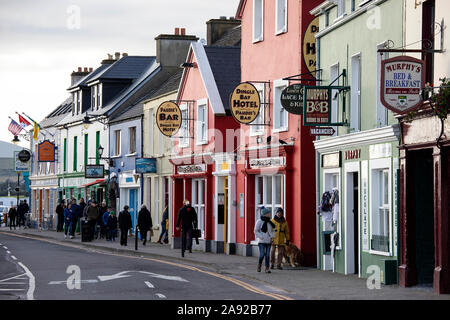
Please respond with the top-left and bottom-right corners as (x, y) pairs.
(19, 112), (41, 129)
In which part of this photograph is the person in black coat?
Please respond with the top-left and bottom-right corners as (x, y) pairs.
(118, 206), (132, 246)
(56, 200), (66, 232)
(176, 200), (198, 257)
(16, 201), (24, 228)
(8, 206), (18, 230)
(137, 205), (153, 245)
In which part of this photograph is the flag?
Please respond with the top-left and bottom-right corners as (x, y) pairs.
(8, 119), (22, 136)
(18, 114), (31, 128)
(33, 122), (40, 141)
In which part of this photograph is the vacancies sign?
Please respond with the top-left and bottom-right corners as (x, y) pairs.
(381, 56), (425, 114)
(230, 82), (261, 124)
(156, 101), (182, 137)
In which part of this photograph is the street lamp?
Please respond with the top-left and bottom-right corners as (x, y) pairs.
(98, 145), (104, 158)
(83, 115), (92, 130)
(12, 136), (20, 145)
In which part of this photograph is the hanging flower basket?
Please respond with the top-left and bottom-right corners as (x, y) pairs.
(430, 78), (450, 121)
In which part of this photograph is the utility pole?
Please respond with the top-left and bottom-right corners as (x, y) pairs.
(16, 172), (21, 208)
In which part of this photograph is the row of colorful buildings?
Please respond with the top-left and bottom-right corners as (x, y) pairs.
(26, 0), (449, 294)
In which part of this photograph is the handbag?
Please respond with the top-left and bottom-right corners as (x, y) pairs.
(192, 228), (201, 238)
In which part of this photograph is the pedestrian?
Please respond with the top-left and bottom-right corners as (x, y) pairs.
(64, 203), (72, 239)
(83, 199), (91, 218)
(70, 199), (81, 238)
(118, 206), (132, 246)
(176, 200), (198, 257)
(56, 200), (66, 232)
(8, 205), (17, 230)
(103, 206), (111, 240)
(98, 201), (108, 239)
(270, 208), (290, 270)
(138, 204), (153, 245)
(107, 210), (118, 242)
(16, 201), (24, 228)
(79, 198), (87, 221)
(86, 200), (100, 240)
(157, 206), (169, 244)
(254, 207), (275, 273)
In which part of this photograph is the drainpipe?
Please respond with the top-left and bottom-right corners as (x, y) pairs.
(140, 114), (144, 207)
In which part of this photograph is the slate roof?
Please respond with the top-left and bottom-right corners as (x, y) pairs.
(39, 97), (73, 128)
(109, 103), (143, 123)
(204, 46), (241, 113)
(212, 25), (241, 47)
(147, 69), (183, 99)
(86, 56), (156, 83)
(68, 64), (111, 90)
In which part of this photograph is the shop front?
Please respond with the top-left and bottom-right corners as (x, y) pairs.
(118, 171), (141, 233)
(30, 176), (58, 229)
(314, 125), (400, 284)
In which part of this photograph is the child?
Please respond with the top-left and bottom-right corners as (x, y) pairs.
(107, 211), (118, 242)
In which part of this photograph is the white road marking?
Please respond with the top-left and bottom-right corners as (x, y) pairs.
(0, 273), (27, 283)
(49, 280), (99, 285)
(18, 262), (35, 300)
(0, 289), (25, 291)
(155, 293), (167, 299)
(144, 281), (154, 289)
(0, 282), (27, 285)
(139, 271), (189, 282)
(3, 246), (7, 249)
(11, 256), (17, 260)
(98, 271), (132, 282)
(6, 251), (11, 254)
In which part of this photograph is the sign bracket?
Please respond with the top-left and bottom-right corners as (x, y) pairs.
(282, 69), (323, 82)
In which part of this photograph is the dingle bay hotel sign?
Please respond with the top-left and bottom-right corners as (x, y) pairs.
(156, 101), (182, 137)
(230, 82), (261, 124)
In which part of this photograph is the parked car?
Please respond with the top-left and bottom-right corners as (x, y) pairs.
(0, 206), (10, 225)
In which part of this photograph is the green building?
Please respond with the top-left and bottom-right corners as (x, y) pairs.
(312, 0), (403, 284)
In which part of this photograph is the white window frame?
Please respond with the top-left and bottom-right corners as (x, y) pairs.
(196, 98), (208, 145)
(254, 174), (284, 230)
(273, 79), (289, 132)
(336, 0), (346, 20)
(253, 0), (264, 43)
(92, 86), (97, 111)
(369, 158), (392, 257)
(250, 83), (265, 136)
(114, 130), (121, 157)
(350, 53), (361, 132)
(179, 103), (190, 148)
(128, 126), (137, 155)
(275, 0), (287, 35)
(76, 91), (82, 114)
(192, 178), (206, 238)
(97, 83), (102, 109)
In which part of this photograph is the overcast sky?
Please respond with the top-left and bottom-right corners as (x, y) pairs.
(0, 0), (241, 147)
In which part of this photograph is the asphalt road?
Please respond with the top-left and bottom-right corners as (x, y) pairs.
(0, 233), (281, 300)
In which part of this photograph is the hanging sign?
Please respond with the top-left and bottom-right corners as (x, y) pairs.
(303, 86), (331, 126)
(230, 82), (261, 124)
(85, 164), (105, 179)
(380, 56), (425, 114)
(281, 84), (304, 115)
(38, 140), (55, 162)
(135, 158), (157, 174)
(14, 151), (30, 172)
(156, 101), (182, 137)
(303, 17), (319, 75)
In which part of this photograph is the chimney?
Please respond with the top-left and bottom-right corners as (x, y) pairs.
(101, 53), (116, 65)
(206, 17), (241, 45)
(71, 67), (92, 86)
(154, 29), (199, 67)
(115, 52), (121, 60)
(122, 53), (128, 57)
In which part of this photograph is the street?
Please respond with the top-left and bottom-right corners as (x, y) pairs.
(0, 233), (293, 300)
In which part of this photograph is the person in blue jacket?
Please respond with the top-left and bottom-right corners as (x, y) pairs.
(64, 203), (73, 239)
(70, 199), (81, 239)
(103, 207), (111, 240)
(107, 211), (118, 242)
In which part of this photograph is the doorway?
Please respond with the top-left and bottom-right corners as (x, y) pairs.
(345, 166), (359, 275)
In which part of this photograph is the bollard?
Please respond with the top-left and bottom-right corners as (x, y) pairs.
(135, 225), (138, 251)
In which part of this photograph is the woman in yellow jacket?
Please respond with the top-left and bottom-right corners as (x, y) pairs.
(270, 208), (290, 270)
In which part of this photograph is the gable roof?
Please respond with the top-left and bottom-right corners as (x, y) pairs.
(109, 102), (144, 123)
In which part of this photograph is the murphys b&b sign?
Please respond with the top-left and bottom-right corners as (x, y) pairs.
(303, 86), (331, 126)
(381, 56), (425, 114)
(230, 82), (261, 124)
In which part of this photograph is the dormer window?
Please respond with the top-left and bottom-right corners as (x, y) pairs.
(97, 83), (102, 109)
(91, 84), (102, 110)
(73, 91), (82, 115)
(77, 91), (81, 114)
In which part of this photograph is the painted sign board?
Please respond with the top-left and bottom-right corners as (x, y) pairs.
(281, 84), (304, 115)
(38, 140), (55, 162)
(380, 56), (425, 114)
(156, 101), (182, 137)
(85, 164), (105, 179)
(177, 164), (206, 175)
(135, 158), (157, 174)
(303, 86), (332, 126)
(361, 160), (369, 252)
(14, 151), (30, 172)
(310, 127), (335, 136)
(230, 82), (261, 124)
(322, 152), (340, 169)
(303, 17), (319, 75)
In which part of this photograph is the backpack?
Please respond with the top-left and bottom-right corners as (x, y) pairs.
(320, 191), (332, 212)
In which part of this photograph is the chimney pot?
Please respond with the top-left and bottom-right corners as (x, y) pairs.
(78, 67), (82, 72)
(89, 68), (93, 72)
(220, 16), (227, 19)
(115, 52), (120, 60)
(122, 53), (128, 57)
(180, 28), (186, 35)
(175, 28), (180, 35)
(84, 67), (88, 72)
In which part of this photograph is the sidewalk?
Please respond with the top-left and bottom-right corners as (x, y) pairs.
(1, 227), (449, 300)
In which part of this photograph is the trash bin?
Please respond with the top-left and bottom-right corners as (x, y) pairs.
(81, 219), (92, 242)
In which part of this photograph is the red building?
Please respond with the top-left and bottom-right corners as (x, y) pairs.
(234, 0), (321, 265)
(170, 19), (242, 253)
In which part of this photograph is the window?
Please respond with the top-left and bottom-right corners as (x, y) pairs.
(148, 109), (154, 154)
(91, 86), (96, 110)
(371, 168), (390, 253)
(337, 0), (346, 19)
(84, 134), (88, 167)
(95, 131), (100, 165)
(330, 64), (339, 137)
(129, 127), (136, 154)
(253, 0), (264, 42)
(250, 84), (265, 136)
(255, 175), (283, 224)
(73, 136), (77, 172)
(63, 138), (67, 172)
(192, 179), (205, 237)
(275, 0), (287, 35)
(376, 42), (389, 127)
(97, 84), (102, 109)
(179, 104), (189, 148)
(350, 54), (361, 132)
(325, 10), (330, 27)
(114, 130), (121, 156)
(196, 100), (208, 145)
(351, 0), (356, 12)
(273, 79), (289, 132)
(77, 91), (81, 114)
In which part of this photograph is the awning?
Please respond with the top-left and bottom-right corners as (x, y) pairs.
(83, 179), (106, 187)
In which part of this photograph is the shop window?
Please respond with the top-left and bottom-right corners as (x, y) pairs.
(273, 79), (289, 132)
(275, 0), (287, 35)
(371, 166), (391, 254)
(255, 175), (283, 223)
(253, 0), (264, 42)
(192, 179), (205, 237)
